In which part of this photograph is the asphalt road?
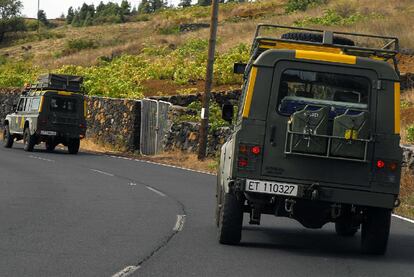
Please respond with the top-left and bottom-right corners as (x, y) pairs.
(0, 144), (413, 277)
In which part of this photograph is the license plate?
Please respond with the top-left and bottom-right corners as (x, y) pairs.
(246, 179), (298, 196)
(40, 131), (57, 136)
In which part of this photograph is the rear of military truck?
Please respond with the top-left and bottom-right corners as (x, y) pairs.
(217, 26), (402, 255)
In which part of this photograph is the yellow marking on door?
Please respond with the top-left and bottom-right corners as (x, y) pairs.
(20, 117), (25, 129)
(38, 96), (44, 112)
(295, 50), (356, 64)
(242, 67), (258, 118)
(84, 100), (87, 117)
(394, 82), (401, 134)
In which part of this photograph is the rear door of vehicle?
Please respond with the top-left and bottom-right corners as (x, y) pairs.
(261, 61), (378, 188)
(47, 94), (80, 131)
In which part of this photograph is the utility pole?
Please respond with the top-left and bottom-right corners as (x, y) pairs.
(198, 0), (219, 160)
(37, 0), (40, 36)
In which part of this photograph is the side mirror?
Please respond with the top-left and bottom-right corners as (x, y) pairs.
(222, 103), (234, 123)
(233, 63), (247, 74)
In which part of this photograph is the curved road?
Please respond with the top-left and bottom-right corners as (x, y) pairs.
(0, 144), (413, 277)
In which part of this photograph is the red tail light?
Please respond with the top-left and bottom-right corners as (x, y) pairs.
(238, 159), (248, 167)
(251, 146), (261, 155)
(388, 162), (398, 171)
(376, 160), (385, 169)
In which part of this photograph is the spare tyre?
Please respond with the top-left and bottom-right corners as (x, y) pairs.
(281, 32), (355, 46)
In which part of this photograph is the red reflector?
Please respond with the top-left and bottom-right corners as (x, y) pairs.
(388, 162), (398, 171)
(251, 146), (261, 155)
(239, 145), (248, 153)
(377, 160), (385, 169)
(238, 159), (248, 167)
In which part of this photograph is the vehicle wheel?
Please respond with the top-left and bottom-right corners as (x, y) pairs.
(3, 125), (14, 148)
(335, 221), (359, 237)
(67, 138), (80, 154)
(281, 32), (355, 46)
(361, 208), (391, 255)
(218, 190), (243, 245)
(45, 140), (56, 152)
(23, 128), (36, 152)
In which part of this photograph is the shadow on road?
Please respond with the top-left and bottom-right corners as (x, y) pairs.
(239, 225), (414, 264)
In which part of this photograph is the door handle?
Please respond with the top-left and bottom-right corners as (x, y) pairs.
(270, 126), (276, 147)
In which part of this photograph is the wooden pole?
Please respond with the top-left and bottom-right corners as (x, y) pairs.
(198, 0), (219, 160)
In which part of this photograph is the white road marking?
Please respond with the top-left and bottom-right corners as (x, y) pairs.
(111, 265), (140, 277)
(106, 155), (215, 176)
(173, 215), (186, 232)
(129, 182), (137, 186)
(146, 186), (166, 197)
(392, 214), (414, 224)
(28, 155), (55, 162)
(89, 169), (114, 177)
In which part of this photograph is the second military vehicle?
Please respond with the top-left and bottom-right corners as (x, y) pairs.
(2, 74), (87, 154)
(216, 25), (402, 255)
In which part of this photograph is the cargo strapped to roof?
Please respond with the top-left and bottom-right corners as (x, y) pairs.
(29, 74), (84, 93)
(250, 24), (400, 73)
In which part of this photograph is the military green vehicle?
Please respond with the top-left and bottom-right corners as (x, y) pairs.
(216, 25), (402, 255)
(2, 74), (87, 154)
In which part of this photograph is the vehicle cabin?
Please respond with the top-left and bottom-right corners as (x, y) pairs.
(217, 25), (402, 255)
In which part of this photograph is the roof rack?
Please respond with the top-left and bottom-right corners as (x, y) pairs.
(27, 74), (84, 94)
(250, 24), (400, 73)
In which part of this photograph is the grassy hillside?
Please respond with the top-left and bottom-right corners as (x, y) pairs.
(1, 0), (414, 99)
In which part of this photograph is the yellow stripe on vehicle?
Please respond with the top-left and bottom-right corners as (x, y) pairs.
(295, 50), (356, 64)
(38, 96), (44, 112)
(394, 82), (401, 134)
(259, 41), (342, 54)
(84, 100), (87, 117)
(58, 91), (73, 96)
(242, 67), (258, 118)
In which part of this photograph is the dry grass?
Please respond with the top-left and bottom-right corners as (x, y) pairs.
(395, 168), (414, 219)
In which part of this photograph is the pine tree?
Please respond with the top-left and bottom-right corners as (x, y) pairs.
(66, 7), (75, 24)
(71, 12), (81, 27)
(179, 0), (192, 8)
(83, 11), (93, 26)
(197, 0), (211, 6)
(121, 0), (131, 15)
(138, 0), (151, 14)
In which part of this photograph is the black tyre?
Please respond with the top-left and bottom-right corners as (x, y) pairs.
(281, 32), (355, 46)
(361, 208), (391, 255)
(68, 138), (80, 154)
(23, 128), (36, 152)
(218, 190), (243, 245)
(45, 140), (56, 152)
(335, 221), (359, 237)
(3, 125), (14, 148)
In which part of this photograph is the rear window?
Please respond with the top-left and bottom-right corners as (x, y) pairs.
(278, 69), (370, 116)
(50, 97), (77, 113)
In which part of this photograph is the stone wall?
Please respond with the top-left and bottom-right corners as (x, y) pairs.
(402, 146), (414, 172)
(163, 121), (232, 156)
(0, 90), (141, 151)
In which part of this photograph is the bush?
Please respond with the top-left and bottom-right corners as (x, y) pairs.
(407, 125), (414, 143)
(62, 38), (98, 55)
(295, 9), (366, 26)
(285, 0), (326, 13)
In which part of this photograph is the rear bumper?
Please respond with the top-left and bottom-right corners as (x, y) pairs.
(234, 178), (397, 209)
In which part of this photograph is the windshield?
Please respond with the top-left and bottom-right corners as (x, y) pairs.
(50, 97), (77, 113)
(278, 69), (370, 116)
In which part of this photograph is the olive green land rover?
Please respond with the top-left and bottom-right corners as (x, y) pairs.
(3, 74), (87, 154)
(216, 25), (402, 255)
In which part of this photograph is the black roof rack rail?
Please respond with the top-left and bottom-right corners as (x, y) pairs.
(250, 24), (400, 73)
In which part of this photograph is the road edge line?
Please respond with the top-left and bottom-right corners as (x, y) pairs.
(111, 265), (140, 277)
(392, 213), (414, 224)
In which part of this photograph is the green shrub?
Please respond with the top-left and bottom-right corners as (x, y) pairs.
(62, 38), (98, 55)
(407, 125), (414, 143)
(285, 0), (326, 13)
(0, 60), (40, 87)
(295, 9), (365, 26)
(157, 24), (180, 35)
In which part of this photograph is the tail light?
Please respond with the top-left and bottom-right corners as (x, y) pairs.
(79, 123), (86, 129)
(237, 144), (262, 171)
(376, 160), (385, 169)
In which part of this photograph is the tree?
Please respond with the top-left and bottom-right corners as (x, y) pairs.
(71, 12), (81, 27)
(138, 0), (151, 14)
(0, 0), (25, 42)
(37, 9), (49, 27)
(83, 11), (93, 26)
(179, 0), (192, 8)
(120, 0), (131, 15)
(149, 0), (166, 12)
(197, 0), (211, 6)
(66, 7), (75, 24)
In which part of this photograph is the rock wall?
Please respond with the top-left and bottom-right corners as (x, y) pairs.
(163, 121), (232, 156)
(0, 89), (20, 127)
(402, 146), (414, 172)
